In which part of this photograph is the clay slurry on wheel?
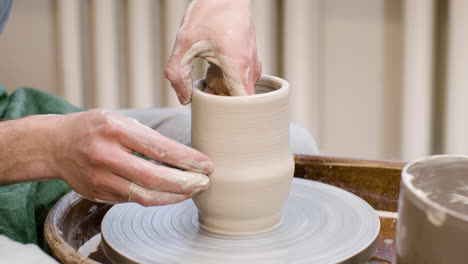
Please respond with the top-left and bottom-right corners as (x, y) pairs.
(101, 178), (380, 264)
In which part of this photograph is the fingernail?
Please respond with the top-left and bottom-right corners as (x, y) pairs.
(182, 95), (190, 105)
(175, 90), (184, 101)
(190, 182), (209, 196)
(190, 188), (202, 196)
(198, 160), (214, 174)
(193, 175), (210, 189)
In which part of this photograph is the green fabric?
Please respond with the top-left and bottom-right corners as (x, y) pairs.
(0, 85), (83, 249)
(0, 86), (82, 119)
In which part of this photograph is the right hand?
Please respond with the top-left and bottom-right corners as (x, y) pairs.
(50, 109), (213, 206)
(164, 0), (262, 104)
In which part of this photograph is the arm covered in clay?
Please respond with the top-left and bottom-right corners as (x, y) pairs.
(0, 110), (213, 206)
(165, 0), (262, 104)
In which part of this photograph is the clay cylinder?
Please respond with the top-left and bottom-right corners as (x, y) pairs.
(397, 155), (468, 264)
(191, 75), (294, 235)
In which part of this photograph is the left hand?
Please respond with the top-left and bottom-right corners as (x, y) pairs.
(50, 110), (213, 206)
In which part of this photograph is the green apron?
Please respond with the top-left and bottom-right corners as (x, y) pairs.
(0, 85), (82, 249)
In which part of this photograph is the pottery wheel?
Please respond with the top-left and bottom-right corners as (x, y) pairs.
(101, 178), (380, 264)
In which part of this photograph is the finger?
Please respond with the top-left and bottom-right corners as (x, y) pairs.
(241, 66), (257, 96)
(118, 118), (214, 174)
(76, 171), (131, 204)
(236, 56), (261, 96)
(106, 150), (210, 195)
(244, 59), (262, 95)
(166, 39), (222, 104)
(76, 171), (192, 206)
(204, 53), (248, 97)
(128, 182), (191, 207)
(164, 33), (195, 105)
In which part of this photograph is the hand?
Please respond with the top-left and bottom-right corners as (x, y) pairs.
(165, 0), (262, 104)
(50, 110), (213, 206)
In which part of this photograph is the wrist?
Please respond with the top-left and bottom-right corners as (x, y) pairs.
(0, 115), (61, 184)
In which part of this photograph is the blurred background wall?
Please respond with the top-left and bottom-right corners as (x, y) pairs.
(0, 0), (466, 161)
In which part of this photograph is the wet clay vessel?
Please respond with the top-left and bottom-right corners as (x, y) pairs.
(191, 75), (295, 235)
(397, 155), (468, 264)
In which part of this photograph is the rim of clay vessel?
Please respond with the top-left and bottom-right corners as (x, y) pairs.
(402, 154), (468, 222)
(193, 74), (288, 100)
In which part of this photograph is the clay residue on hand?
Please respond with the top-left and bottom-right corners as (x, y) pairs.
(182, 40), (248, 97)
(205, 63), (247, 96)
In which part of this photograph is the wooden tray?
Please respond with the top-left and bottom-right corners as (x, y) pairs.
(45, 155), (405, 264)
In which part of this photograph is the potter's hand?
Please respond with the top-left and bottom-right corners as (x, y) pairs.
(52, 110), (213, 206)
(165, 0), (262, 104)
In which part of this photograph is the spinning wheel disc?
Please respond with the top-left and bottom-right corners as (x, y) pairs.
(101, 178), (380, 264)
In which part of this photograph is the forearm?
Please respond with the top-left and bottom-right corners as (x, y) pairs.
(0, 115), (59, 185)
